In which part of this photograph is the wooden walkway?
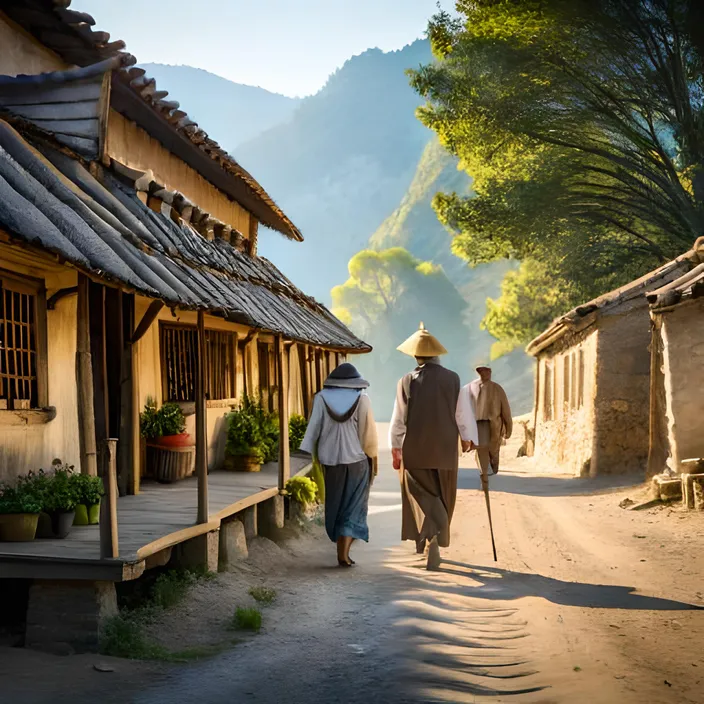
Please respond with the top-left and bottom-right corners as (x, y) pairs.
(0, 456), (311, 581)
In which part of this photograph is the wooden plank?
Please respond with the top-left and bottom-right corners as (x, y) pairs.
(3, 100), (100, 121)
(132, 299), (164, 344)
(135, 519), (221, 561)
(20, 117), (100, 138)
(195, 310), (209, 524)
(0, 80), (103, 106)
(277, 335), (290, 490)
(76, 274), (97, 476)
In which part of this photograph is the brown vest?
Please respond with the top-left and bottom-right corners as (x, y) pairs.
(401, 362), (460, 471)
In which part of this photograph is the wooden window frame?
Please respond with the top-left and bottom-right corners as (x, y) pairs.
(160, 322), (237, 404)
(0, 269), (48, 410)
(543, 360), (553, 422)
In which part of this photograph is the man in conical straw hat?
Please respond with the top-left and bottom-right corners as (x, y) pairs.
(389, 323), (478, 570)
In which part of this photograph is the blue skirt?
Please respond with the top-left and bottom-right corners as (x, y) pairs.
(323, 459), (371, 542)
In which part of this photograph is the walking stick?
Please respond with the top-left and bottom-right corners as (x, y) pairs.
(480, 471), (498, 562)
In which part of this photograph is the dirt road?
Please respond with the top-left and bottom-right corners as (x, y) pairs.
(3, 428), (703, 703)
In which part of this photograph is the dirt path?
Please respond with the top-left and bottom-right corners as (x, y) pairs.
(3, 430), (703, 703)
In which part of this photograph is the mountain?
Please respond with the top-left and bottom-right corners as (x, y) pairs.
(236, 41), (434, 302)
(139, 64), (300, 150)
(142, 46), (534, 416)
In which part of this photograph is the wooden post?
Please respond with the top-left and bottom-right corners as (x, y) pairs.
(277, 335), (290, 491)
(99, 438), (119, 559)
(76, 274), (97, 476)
(195, 310), (209, 524)
(119, 293), (135, 495)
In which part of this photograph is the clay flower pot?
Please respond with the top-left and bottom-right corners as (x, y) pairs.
(226, 455), (261, 473)
(73, 501), (101, 526)
(155, 432), (193, 449)
(0, 513), (39, 542)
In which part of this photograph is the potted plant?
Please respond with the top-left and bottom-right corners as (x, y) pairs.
(0, 481), (43, 542)
(140, 399), (190, 447)
(154, 403), (190, 448)
(225, 396), (268, 472)
(289, 414), (308, 453)
(284, 476), (318, 523)
(71, 472), (104, 526)
(32, 461), (78, 539)
(141, 399), (194, 482)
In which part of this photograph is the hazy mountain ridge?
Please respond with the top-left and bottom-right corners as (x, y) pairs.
(139, 63), (300, 150)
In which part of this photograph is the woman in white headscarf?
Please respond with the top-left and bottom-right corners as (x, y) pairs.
(300, 363), (378, 567)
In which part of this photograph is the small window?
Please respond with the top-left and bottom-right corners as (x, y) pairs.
(0, 272), (47, 410)
(563, 355), (571, 413)
(543, 360), (553, 421)
(160, 323), (236, 402)
(577, 348), (585, 409)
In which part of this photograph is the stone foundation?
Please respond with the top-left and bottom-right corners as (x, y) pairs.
(171, 529), (220, 573)
(219, 518), (248, 570)
(257, 495), (285, 540)
(25, 580), (117, 654)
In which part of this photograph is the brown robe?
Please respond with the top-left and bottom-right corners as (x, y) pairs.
(389, 359), (461, 548)
(469, 379), (512, 474)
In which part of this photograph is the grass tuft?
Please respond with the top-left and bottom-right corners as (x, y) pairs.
(248, 586), (277, 605)
(232, 606), (262, 632)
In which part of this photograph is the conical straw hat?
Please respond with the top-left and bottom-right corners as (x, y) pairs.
(397, 322), (448, 358)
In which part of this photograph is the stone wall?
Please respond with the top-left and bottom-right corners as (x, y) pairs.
(592, 304), (652, 475)
(660, 299), (704, 470)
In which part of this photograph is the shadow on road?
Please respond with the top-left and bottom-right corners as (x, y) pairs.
(438, 561), (703, 611)
(457, 468), (644, 497)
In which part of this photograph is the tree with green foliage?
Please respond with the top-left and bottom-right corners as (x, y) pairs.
(409, 0), (704, 350)
(332, 247), (472, 416)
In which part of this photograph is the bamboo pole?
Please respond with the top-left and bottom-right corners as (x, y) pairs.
(76, 274), (97, 476)
(195, 310), (209, 524)
(277, 335), (290, 491)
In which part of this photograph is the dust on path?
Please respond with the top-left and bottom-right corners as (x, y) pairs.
(3, 432), (704, 703)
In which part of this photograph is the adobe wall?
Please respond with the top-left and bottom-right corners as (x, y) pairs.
(0, 13), (68, 76)
(106, 112), (253, 235)
(533, 328), (598, 476)
(659, 299), (704, 470)
(592, 304), (651, 475)
(0, 247), (80, 483)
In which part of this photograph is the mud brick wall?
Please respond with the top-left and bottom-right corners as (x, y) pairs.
(660, 299), (704, 470)
(592, 306), (651, 474)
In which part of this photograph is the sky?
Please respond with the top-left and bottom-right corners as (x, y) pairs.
(76, 0), (455, 98)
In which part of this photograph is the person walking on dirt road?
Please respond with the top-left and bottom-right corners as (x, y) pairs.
(389, 323), (475, 570)
(459, 364), (512, 476)
(300, 363), (378, 567)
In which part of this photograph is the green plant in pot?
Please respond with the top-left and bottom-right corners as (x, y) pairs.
(284, 475), (318, 522)
(71, 472), (104, 526)
(140, 398), (190, 447)
(289, 414), (307, 453)
(225, 396), (268, 472)
(32, 461), (79, 539)
(0, 480), (43, 542)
